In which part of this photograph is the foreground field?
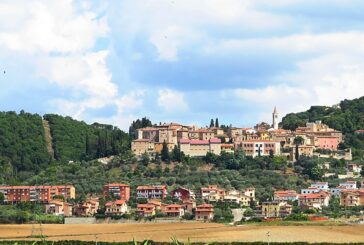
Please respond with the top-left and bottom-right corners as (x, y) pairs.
(0, 223), (363, 243)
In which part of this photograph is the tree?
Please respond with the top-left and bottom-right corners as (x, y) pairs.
(294, 136), (304, 161)
(215, 118), (219, 128)
(210, 119), (214, 128)
(161, 141), (170, 162)
(171, 145), (182, 162)
(141, 152), (150, 166)
(0, 192), (4, 204)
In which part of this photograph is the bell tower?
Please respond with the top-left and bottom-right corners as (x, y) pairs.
(273, 106), (279, 130)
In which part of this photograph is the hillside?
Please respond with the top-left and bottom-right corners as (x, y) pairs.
(43, 114), (130, 162)
(281, 96), (364, 133)
(281, 96), (364, 159)
(0, 111), (49, 172)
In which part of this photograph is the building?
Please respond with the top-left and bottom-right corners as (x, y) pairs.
(258, 201), (292, 218)
(103, 183), (130, 201)
(273, 106), (279, 130)
(201, 185), (225, 202)
(136, 185), (167, 199)
(340, 189), (364, 207)
(298, 191), (330, 209)
(310, 182), (329, 191)
(131, 139), (155, 157)
(274, 190), (299, 201)
(235, 140), (281, 158)
(45, 200), (73, 217)
(0, 185), (75, 203)
(105, 200), (128, 215)
(171, 187), (195, 201)
(347, 164), (362, 174)
(182, 199), (196, 213)
(137, 204), (156, 217)
(74, 199), (99, 217)
(195, 204), (214, 221)
(164, 204), (185, 217)
(179, 138), (221, 157)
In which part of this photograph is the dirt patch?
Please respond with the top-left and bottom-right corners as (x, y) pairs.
(0, 223), (363, 243)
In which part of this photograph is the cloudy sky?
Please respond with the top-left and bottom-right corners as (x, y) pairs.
(1, 0), (364, 130)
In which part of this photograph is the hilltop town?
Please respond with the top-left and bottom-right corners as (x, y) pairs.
(0, 107), (363, 225)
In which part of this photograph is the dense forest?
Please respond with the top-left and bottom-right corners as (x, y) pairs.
(281, 96), (364, 159)
(0, 111), (49, 172)
(44, 114), (130, 161)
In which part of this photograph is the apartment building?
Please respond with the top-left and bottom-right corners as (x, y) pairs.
(179, 138), (221, 157)
(103, 183), (130, 201)
(0, 185), (75, 203)
(235, 140), (281, 158)
(136, 185), (167, 199)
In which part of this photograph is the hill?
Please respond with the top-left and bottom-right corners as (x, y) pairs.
(44, 114), (130, 162)
(281, 96), (364, 159)
(0, 111), (49, 172)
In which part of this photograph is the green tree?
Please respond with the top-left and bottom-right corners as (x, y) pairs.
(294, 136), (304, 161)
(0, 192), (4, 204)
(210, 119), (214, 128)
(141, 152), (150, 166)
(215, 118), (219, 127)
(161, 141), (170, 162)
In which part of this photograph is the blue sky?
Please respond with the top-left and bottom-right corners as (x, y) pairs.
(1, 0), (364, 130)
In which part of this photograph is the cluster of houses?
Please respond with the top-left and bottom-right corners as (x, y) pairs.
(131, 107), (349, 161)
(260, 180), (364, 218)
(0, 184), (255, 221)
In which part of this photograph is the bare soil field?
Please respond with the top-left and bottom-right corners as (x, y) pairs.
(0, 223), (363, 243)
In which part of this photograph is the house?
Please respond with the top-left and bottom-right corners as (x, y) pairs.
(195, 204), (214, 221)
(137, 185), (167, 199)
(257, 201), (292, 218)
(171, 187), (195, 201)
(103, 183), (130, 201)
(105, 200), (128, 215)
(340, 189), (364, 207)
(243, 187), (256, 201)
(298, 191), (330, 209)
(347, 164), (362, 174)
(223, 190), (241, 204)
(137, 204), (156, 217)
(274, 190), (299, 201)
(45, 200), (72, 217)
(74, 199), (99, 217)
(201, 185), (225, 202)
(182, 199), (196, 213)
(163, 204), (184, 217)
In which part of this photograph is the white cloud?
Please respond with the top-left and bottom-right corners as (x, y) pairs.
(235, 53), (364, 122)
(158, 89), (188, 112)
(37, 51), (117, 99)
(0, 0), (108, 54)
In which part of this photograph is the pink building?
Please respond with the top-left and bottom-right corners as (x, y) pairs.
(316, 136), (339, 150)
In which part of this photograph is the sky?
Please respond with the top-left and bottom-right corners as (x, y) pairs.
(1, 0), (364, 130)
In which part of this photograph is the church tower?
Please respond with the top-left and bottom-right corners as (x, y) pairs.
(273, 106), (279, 130)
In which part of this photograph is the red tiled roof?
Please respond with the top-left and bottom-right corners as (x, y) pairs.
(104, 183), (129, 187)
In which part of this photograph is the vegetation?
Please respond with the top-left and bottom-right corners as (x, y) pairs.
(0, 111), (49, 172)
(44, 114), (130, 161)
